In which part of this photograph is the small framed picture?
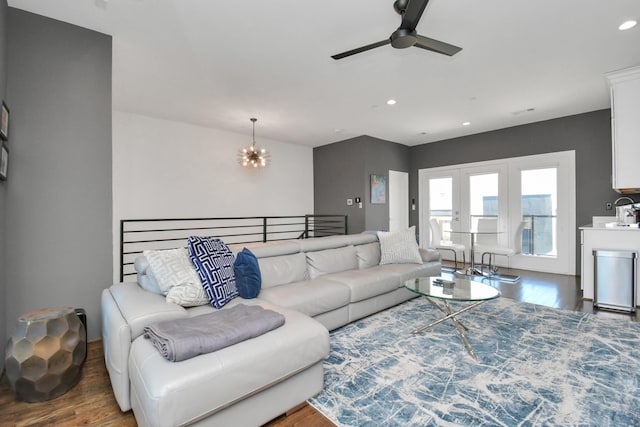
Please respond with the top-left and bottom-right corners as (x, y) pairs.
(371, 174), (387, 204)
(0, 144), (8, 181)
(0, 101), (8, 141)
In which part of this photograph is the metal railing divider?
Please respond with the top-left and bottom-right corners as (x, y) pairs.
(262, 217), (268, 243)
(119, 214), (347, 282)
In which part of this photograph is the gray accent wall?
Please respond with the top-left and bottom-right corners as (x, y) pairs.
(0, 0), (8, 375)
(408, 109), (618, 273)
(314, 135), (409, 233)
(313, 110), (615, 274)
(5, 9), (112, 341)
(364, 137), (410, 231)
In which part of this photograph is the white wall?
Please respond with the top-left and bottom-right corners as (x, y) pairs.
(112, 111), (314, 281)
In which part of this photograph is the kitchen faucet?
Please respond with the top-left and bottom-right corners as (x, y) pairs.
(614, 196), (635, 206)
(614, 196), (639, 225)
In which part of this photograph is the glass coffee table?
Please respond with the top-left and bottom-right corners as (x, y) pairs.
(405, 276), (501, 360)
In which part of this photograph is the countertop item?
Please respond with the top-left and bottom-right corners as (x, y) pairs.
(580, 223), (640, 230)
(580, 216), (640, 230)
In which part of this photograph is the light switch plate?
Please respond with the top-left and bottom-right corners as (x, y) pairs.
(347, 199), (353, 206)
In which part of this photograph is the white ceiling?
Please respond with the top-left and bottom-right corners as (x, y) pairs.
(7, 0), (640, 147)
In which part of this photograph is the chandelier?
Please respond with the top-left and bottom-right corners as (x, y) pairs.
(239, 118), (269, 168)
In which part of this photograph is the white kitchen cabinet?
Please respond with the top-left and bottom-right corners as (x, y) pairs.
(605, 65), (640, 193)
(580, 225), (640, 306)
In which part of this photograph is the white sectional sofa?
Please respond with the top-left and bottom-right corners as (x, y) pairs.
(101, 232), (441, 427)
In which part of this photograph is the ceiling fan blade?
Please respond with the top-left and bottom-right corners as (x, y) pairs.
(331, 39), (391, 60)
(400, 0), (430, 30)
(414, 34), (462, 56)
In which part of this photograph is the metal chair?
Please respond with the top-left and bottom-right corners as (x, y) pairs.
(474, 221), (526, 277)
(429, 218), (466, 271)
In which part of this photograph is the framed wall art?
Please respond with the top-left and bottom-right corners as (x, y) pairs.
(1, 101), (9, 141)
(0, 144), (8, 181)
(371, 174), (386, 204)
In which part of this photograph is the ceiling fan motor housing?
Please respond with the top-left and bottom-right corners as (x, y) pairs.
(391, 28), (417, 48)
(393, 0), (409, 14)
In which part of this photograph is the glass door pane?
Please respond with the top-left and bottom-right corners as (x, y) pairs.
(468, 173), (499, 246)
(521, 168), (557, 256)
(429, 177), (453, 242)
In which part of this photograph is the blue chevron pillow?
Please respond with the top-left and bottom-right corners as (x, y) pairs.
(187, 236), (238, 308)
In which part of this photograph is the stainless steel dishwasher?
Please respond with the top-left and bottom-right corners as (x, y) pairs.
(593, 249), (637, 313)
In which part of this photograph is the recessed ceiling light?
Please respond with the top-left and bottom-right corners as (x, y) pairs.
(386, 99), (397, 105)
(619, 20), (637, 30)
(462, 122), (471, 126)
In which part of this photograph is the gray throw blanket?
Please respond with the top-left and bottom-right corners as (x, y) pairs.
(143, 304), (285, 362)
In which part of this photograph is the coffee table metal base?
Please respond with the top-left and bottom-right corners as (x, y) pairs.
(412, 297), (485, 360)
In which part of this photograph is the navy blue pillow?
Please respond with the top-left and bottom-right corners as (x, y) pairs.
(187, 236), (238, 308)
(233, 248), (262, 299)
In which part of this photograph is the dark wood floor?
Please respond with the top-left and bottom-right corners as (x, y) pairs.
(0, 340), (137, 427)
(439, 263), (638, 321)
(1, 266), (636, 426)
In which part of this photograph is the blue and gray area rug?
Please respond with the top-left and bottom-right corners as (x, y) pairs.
(308, 297), (640, 426)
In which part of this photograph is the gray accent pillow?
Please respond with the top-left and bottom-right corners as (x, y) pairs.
(134, 256), (150, 274)
(138, 266), (163, 294)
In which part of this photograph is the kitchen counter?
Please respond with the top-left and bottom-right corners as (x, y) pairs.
(580, 223), (640, 230)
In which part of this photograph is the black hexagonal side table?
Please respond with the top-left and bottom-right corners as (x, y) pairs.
(4, 307), (87, 402)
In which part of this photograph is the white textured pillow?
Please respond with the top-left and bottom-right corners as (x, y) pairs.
(377, 226), (423, 265)
(143, 248), (202, 295)
(166, 283), (209, 307)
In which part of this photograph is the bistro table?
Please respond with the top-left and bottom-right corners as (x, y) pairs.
(447, 229), (500, 276)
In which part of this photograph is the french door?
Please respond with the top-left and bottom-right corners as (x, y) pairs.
(506, 152), (576, 274)
(419, 165), (508, 257)
(419, 151), (575, 275)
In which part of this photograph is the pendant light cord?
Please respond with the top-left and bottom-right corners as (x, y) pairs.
(250, 117), (257, 149)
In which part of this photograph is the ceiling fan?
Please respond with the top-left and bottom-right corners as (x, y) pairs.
(331, 0), (462, 60)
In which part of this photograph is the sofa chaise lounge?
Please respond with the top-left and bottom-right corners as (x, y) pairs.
(101, 232), (441, 426)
